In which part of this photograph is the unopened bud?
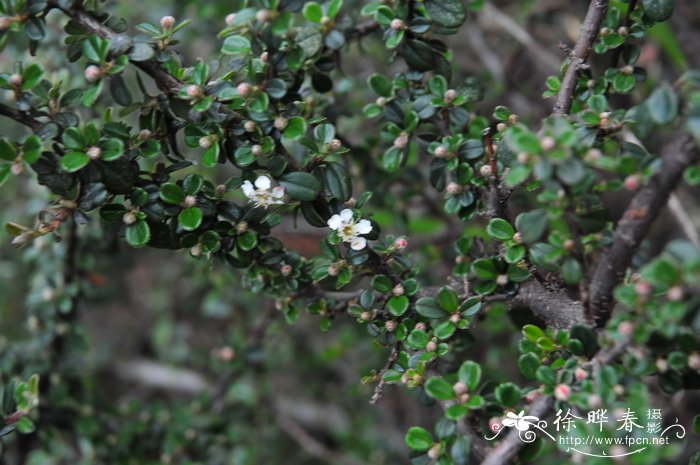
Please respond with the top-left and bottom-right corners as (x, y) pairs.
(392, 284), (405, 296)
(390, 18), (405, 30)
(588, 394), (603, 409)
(138, 129), (152, 140)
(376, 96), (387, 106)
(575, 368), (588, 381)
(393, 133), (409, 149)
(508, 114), (519, 124)
(512, 232), (523, 244)
(183, 195), (197, 208)
(237, 82), (252, 96)
(554, 383), (570, 400)
(600, 27), (611, 36)
(688, 353), (700, 371)
(186, 85), (203, 98)
(517, 152), (530, 164)
(634, 281), (650, 297)
(327, 262), (340, 276)
(540, 136), (556, 151)
(480, 164), (492, 177)
(122, 212), (137, 225)
(0, 15), (13, 30)
(327, 139), (342, 151)
(225, 13), (236, 25)
(280, 264), (293, 276)
(385, 320), (397, 332)
(444, 89), (457, 103)
(621, 65), (634, 75)
(216, 346), (235, 361)
(198, 136), (212, 148)
(425, 340), (437, 352)
(251, 144), (262, 156)
(617, 26), (629, 36)
(624, 174), (640, 191)
(87, 146), (102, 160)
(415, 322), (427, 331)
(618, 321), (634, 335)
(446, 181), (462, 195)
(525, 390), (540, 403)
(656, 358), (668, 373)
(563, 239), (575, 252)
(449, 313), (461, 324)
(256, 9), (272, 23)
(585, 148), (601, 162)
(260, 51), (269, 62)
(496, 274), (509, 286)
(344, 197), (357, 208)
(190, 243), (202, 257)
(360, 311), (373, 322)
(84, 66), (102, 83)
(667, 285), (683, 302)
(244, 120), (256, 132)
(9, 73), (22, 87)
(496, 122), (507, 132)
(453, 381), (468, 396)
(160, 15), (176, 29)
(393, 237), (408, 250)
(273, 117), (288, 130)
(427, 444), (441, 460)
(434, 145), (448, 157)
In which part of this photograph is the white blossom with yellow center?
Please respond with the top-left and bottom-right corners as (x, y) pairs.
(241, 175), (285, 208)
(327, 209), (372, 250)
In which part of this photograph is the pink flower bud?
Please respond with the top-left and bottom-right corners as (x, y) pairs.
(554, 384), (570, 400)
(449, 313), (461, 324)
(273, 117), (288, 130)
(225, 13), (236, 25)
(453, 381), (468, 396)
(446, 181), (462, 194)
(186, 85), (203, 98)
(667, 285), (684, 302)
(327, 139), (342, 151)
(0, 15), (13, 30)
(138, 129), (152, 140)
(122, 212), (137, 225)
(393, 133), (409, 149)
(392, 284), (404, 296)
(251, 144), (262, 156)
(434, 145), (448, 157)
(385, 320), (397, 332)
(160, 15), (176, 29)
(199, 136), (212, 148)
(516, 152), (530, 164)
(634, 281), (651, 297)
(415, 322), (426, 331)
(87, 146), (102, 160)
(425, 340), (437, 352)
(10, 161), (24, 175)
(237, 82), (252, 96)
(183, 195), (197, 208)
(575, 368), (588, 381)
(540, 136), (555, 151)
(496, 274), (509, 286)
(390, 18), (405, 30)
(280, 264), (293, 276)
(624, 174), (640, 191)
(480, 164), (492, 177)
(393, 237), (408, 250)
(427, 444), (441, 460)
(360, 311), (373, 321)
(496, 122), (507, 132)
(260, 51), (269, 62)
(444, 89), (457, 103)
(9, 73), (22, 87)
(688, 353), (700, 371)
(256, 9), (272, 23)
(656, 358), (668, 373)
(244, 120), (256, 132)
(512, 232), (523, 244)
(84, 66), (102, 83)
(618, 321), (634, 335)
(525, 390), (540, 403)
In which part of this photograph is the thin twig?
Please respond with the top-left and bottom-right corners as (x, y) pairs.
(553, 0), (609, 116)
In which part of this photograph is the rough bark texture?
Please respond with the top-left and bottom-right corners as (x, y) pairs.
(511, 280), (587, 328)
(588, 135), (700, 326)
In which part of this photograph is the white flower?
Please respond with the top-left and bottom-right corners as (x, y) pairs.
(241, 175), (285, 208)
(501, 411), (539, 432)
(327, 209), (372, 250)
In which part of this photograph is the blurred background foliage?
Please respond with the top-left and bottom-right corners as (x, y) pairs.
(1, 0), (699, 463)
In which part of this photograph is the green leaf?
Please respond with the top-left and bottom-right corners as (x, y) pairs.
(62, 127), (85, 149)
(323, 162), (352, 201)
(536, 365), (556, 386)
(202, 144), (220, 168)
(507, 125), (540, 154)
(125, 220), (150, 247)
(16, 417), (35, 434)
(647, 86), (678, 124)
(179, 207), (203, 231)
(368, 73), (392, 97)
(222, 35), (251, 55)
(60, 152), (90, 172)
(101, 138), (124, 161)
(424, 0), (467, 28)
(407, 329), (429, 348)
(458, 361), (481, 391)
(642, 0), (674, 22)
(472, 258), (497, 279)
(371, 275), (393, 293)
(21, 64), (43, 91)
(22, 135), (42, 164)
(561, 258), (582, 284)
(515, 209), (548, 243)
(128, 43), (155, 61)
(522, 324), (545, 341)
(283, 116), (307, 140)
(0, 138), (17, 162)
(437, 287), (458, 311)
(327, 0), (343, 18)
(302, 2), (323, 22)
(504, 245), (525, 263)
(238, 230), (258, 251)
(279, 172), (321, 201)
(83, 35), (106, 62)
(160, 183), (185, 204)
(487, 218), (514, 241)
(387, 295), (409, 316)
(425, 377), (455, 400)
(518, 353), (540, 380)
(415, 297), (449, 318)
(451, 436), (470, 465)
(405, 426), (433, 451)
(434, 321), (456, 339)
(494, 382), (521, 408)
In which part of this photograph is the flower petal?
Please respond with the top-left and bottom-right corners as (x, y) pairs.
(272, 186), (285, 198)
(255, 175), (271, 190)
(241, 180), (254, 197)
(327, 214), (342, 230)
(354, 219), (372, 235)
(350, 236), (367, 250)
(339, 209), (353, 222)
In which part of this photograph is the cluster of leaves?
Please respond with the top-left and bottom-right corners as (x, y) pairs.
(0, 0), (699, 463)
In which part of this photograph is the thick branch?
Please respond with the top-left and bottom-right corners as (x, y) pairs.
(552, 0), (608, 116)
(0, 102), (41, 130)
(589, 135), (700, 326)
(511, 280), (586, 328)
